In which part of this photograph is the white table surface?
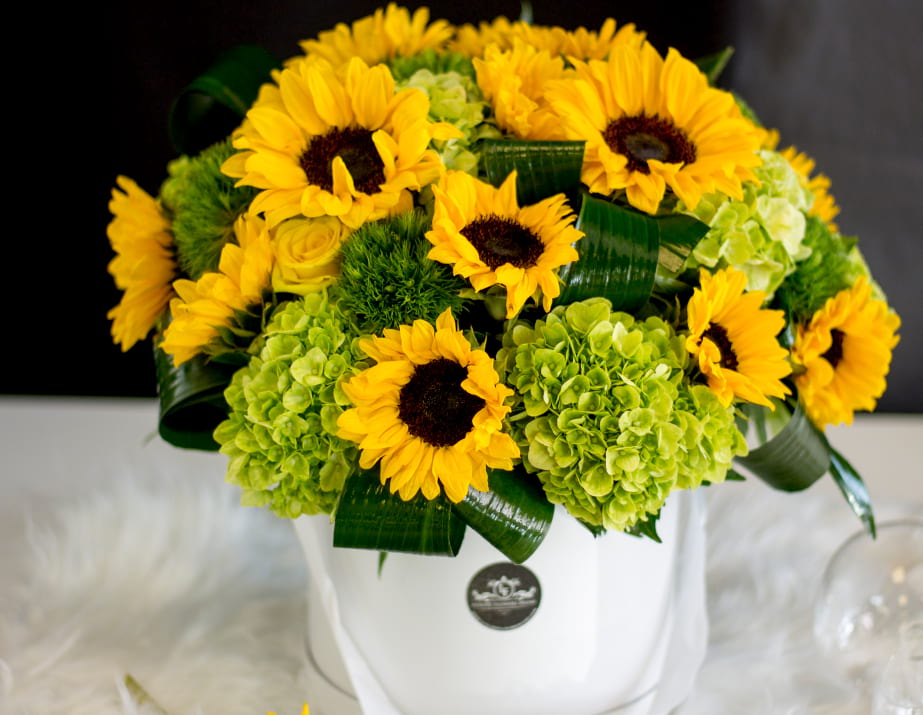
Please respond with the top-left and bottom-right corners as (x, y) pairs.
(1, 397), (921, 714)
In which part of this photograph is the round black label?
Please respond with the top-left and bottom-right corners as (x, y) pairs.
(466, 562), (541, 630)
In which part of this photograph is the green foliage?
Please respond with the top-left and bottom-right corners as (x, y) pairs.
(212, 291), (365, 518)
(501, 299), (746, 533)
(160, 139), (257, 279)
(337, 212), (469, 334)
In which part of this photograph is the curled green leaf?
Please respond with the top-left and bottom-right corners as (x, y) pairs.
(453, 465), (554, 564)
(736, 402), (830, 491)
(154, 347), (236, 451)
(333, 468), (466, 556)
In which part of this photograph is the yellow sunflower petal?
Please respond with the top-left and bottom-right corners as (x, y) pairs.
(425, 171), (583, 318)
(792, 277), (900, 428)
(337, 310), (519, 502)
(544, 42), (763, 214)
(106, 176), (178, 351)
(686, 267), (791, 408)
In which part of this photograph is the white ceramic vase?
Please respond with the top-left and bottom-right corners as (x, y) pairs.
(295, 489), (707, 715)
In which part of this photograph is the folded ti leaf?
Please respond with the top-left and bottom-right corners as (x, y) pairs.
(333, 469), (467, 556)
(735, 402), (830, 491)
(169, 44), (281, 156)
(481, 140), (586, 205)
(829, 447), (876, 538)
(556, 195), (660, 311)
(453, 464), (554, 564)
(736, 402), (876, 537)
(154, 347), (236, 451)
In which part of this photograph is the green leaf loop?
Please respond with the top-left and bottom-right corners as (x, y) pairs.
(654, 213), (711, 274)
(168, 44), (281, 156)
(154, 347), (236, 451)
(829, 447), (877, 538)
(481, 139), (585, 205)
(556, 195), (659, 311)
(333, 469), (467, 556)
(452, 465), (554, 564)
(735, 402), (830, 491)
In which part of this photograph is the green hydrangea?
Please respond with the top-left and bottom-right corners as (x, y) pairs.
(213, 291), (364, 518)
(392, 50), (501, 174)
(682, 149), (814, 299)
(160, 139), (257, 279)
(501, 299), (746, 531)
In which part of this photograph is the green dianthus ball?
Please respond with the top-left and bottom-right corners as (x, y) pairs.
(213, 291), (364, 518)
(160, 139), (257, 279)
(336, 211), (468, 334)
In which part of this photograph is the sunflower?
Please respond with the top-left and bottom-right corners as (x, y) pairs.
(558, 19), (647, 60)
(337, 309), (520, 503)
(450, 17), (645, 61)
(106, 176), (177, 351)
(685, 267), (792, 408)
(791, 276), (900, 428)
(160, 214), (274, 366)
(473, 39), (569, 140)
(425, 170), (582, 318)
(449, 16), (518, 58)
(544, 43), (765, 215)
(299, 4), (454, 67)
(221, 56), (461, 230)
(780, 145), (840, 232)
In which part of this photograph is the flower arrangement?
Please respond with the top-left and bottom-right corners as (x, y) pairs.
(107, 4), (900, 560)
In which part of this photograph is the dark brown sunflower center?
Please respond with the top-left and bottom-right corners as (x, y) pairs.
(702, 324), (739, 371)
(603, 114), (697, 174)
(823, 329), (846, 368)
(461, 215), (544, 270)
(299, 127), (386, 194)
(398, 358), (486, 447)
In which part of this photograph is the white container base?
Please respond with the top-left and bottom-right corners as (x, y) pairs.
(295, 490), (707, 715)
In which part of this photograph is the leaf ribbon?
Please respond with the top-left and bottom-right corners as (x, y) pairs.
(333, 468), (466, 556)
(557, 196), (707, 311)
(154, 347), (236, 451)
(332, 464), (554, 561)
(168, 44), (281, 156)
(481, 139), (586, 205)
(453, 465), (554, 563)
(736, 402), (876, 536)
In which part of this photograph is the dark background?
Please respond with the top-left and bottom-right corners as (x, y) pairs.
(10, 0), (920, 412)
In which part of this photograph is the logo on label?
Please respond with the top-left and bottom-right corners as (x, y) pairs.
(467, 562), (541, 630)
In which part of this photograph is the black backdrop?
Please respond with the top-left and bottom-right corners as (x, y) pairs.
(10, 0), (920, 413)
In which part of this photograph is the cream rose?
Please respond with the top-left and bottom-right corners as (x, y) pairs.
(271, 216), (349, 295)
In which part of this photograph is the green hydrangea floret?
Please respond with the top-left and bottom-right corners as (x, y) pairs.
(682, 149), (814, 299)
(392, 50), (501, 173)
(501, 298), (746, 532)
(336, 211), (469, 334)
(213, 291), (365, 518)
(160, 139), (257, 279)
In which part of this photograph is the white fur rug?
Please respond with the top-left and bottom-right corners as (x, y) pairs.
(1, 462), (919, 714)
(0, 471), (311, 715)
